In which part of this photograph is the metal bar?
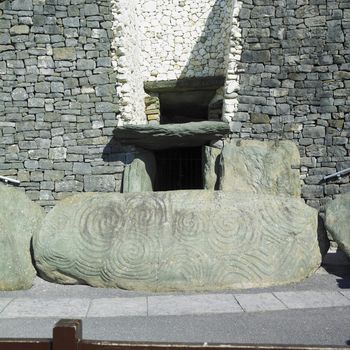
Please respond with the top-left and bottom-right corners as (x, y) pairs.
(53, 319), (82, 350)
(0, 175), (20, 185)
(79, 342), (349, 350)
(0, 340), (51, 350)
(323, 167), (350, 181)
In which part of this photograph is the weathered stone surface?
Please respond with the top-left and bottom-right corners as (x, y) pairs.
(325, 193), (350, 258)
(53, 47), (77, 61)
(0, 184), (44, 290)
(114, 121), (231, 150)
(123, 159), (153, 193)
(203, 146), (221, 190)
(33, 191), (321, 292)
(123, 150), (155, 193)
(220, 140), (301, 197)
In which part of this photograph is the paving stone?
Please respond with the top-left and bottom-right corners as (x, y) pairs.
(148, 294), (243, 316)
(340, 291), (350, 300)
(234, 293), (287, 312)
(87, 298), (147, 317)
(0, 299), (90, 318)
(0, 299), (12, 313)
(274, 291), (350, 309)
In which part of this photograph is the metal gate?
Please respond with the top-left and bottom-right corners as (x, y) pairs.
(154, 147), (203, 191)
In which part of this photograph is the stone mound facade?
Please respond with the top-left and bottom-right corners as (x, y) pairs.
(0, 0), (349, 211)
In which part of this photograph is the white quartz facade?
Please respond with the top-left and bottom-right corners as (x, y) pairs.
(113, 0), (238, 124)
(112, 0), (145, 125)
(140, 0), (234, 81)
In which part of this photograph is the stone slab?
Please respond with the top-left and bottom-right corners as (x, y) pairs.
(33, 190), (321, 292)
(122, 150), (156, 193)
(220, 140), (301, 197)
(274, 291), (350, 309)
(203, 146), (221, 190)
(0, 299), (12, 313)
(148, 294), (242, 316)
(113, 121), (230, 150)
(0, 184), (45, 291)
(325, 193), (350, 258)
(87, 297), (147, 317)
(340, 291), (350, 300)
(0, 298), (90, 318)
(234, 293), (286, 312)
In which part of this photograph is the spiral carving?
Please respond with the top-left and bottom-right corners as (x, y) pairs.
(102, 233), (160, 283)
(173, 210), (207, 242)
(125, 195), (167, 232)
(208, 207), (255, 252)
(78, 198), (125, 243)
(34, 191), (320, 291)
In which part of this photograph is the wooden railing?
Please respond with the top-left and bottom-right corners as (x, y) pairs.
(0, 319), (348, 350)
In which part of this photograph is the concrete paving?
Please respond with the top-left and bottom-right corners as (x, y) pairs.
(0, 249), (349, 345)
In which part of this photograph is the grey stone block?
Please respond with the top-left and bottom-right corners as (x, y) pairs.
(84, 4), (99, 16)
(0, 298), (90, 318)
(88, 298), (147, 317)
(148, 294), (242, 316)
(11, 0), (33, 11)
(84, 175), (116, 192)
(55, 180), (83, 192)
(234, 293), (287, 312)
(274, 291), (350, 309)
(53, 47), (76, 61)
(11, 88), (28, 101)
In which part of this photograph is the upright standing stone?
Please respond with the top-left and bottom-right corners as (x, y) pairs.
(123, 150), (156, 193)
(325, 193), (350, 258)
(220, 140), (301, 197)
(0, 184), (44, 290)
(203, 146), (221, 190)
(33, 191), (321, 292)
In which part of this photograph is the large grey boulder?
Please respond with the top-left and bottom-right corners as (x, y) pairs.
(33, 191), (321, 292)
(220, 140), (301, 197)
(325, 193), (350, 258)
(0, 184), (44, 290)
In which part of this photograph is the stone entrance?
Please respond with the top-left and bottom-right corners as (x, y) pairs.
(154, 146), (203, 191)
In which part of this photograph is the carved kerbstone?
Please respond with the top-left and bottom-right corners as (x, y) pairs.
(220, 140), (301, 197)
(33, 191), (321, 292)
(0, 184), (44, 290)
(325, 193), (350, 258)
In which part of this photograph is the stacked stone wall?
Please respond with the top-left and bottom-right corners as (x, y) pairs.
(229, 0), (350, 210)
(0, 0), (349, 211)
(0, 0), (127, 211)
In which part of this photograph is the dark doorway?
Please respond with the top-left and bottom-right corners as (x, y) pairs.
(154, 147), (203, 191)
(159, 90), (216, 124)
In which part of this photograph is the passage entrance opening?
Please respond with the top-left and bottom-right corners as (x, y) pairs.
(154, 147), (203, 191)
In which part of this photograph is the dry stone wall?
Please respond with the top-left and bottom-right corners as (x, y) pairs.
(0, 0), (349, 211)
(0, 0), (129, 211)
(228, 0), (350, 210)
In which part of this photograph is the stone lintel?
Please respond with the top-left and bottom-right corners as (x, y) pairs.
(144, 76), (225, 93)
(113, 121), (231, 150)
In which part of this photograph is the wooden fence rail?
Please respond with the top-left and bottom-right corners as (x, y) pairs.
(0, 319), (348, 350)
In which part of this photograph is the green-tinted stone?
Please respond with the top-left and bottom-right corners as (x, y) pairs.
(113, 121), (230, 150)
(33, 191), (321, 292)
(0, 184), (44, 290)
(123, 159), (153, 193)
(220, 140), (301, 197)
(325, 193), (350, 258)
(203, 146), (221, 190)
